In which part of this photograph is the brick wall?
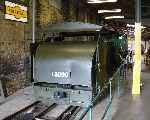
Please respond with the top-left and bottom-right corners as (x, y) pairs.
(37, 0), (63, 28)
(0, 20), (29, 96)
(35, 0), (63, 41)
(0, 0), (64, 96)
(0, 1), (31, 96)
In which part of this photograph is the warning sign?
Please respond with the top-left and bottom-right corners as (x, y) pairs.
(5, 1), (27, 22)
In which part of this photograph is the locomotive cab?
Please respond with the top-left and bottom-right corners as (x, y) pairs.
(32, 22), (102, 107)
(34, 41), (100, 107)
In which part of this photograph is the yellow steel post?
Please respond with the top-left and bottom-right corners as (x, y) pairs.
(132, 0), (141, 95)
(132, 23), (141, 95)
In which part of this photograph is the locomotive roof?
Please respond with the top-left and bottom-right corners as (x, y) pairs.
(41, 22), (102, 32)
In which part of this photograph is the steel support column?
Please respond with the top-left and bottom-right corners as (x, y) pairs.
(32, 0), (35, 43)
(31, 0), (36, 82)
(132, 0), (141, 95)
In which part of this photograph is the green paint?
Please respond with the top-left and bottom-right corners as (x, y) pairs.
(112, 36), (127, 48)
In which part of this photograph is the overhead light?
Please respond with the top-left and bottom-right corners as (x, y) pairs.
(127, 24), (135, 28)
(96, 29), (100, 31)
(105, 16), (124, 19)
(127, 24), (146, 29)
(88, 0), (117, 4)
(98, 9), (121, 14)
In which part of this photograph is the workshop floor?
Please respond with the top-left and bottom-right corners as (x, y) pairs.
(112, 61), (150, 120)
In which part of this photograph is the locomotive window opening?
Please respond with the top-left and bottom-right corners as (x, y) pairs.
(63, 36), (95, 42)
(45, 36), (63, 42)
(43, 31), (97, 42)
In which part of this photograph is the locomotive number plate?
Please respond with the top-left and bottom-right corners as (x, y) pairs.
(51, 72), (69, 78)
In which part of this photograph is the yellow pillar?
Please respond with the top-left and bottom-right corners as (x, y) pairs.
(132, 23), (141, 95)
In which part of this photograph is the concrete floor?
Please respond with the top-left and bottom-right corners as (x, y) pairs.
(112, 62), (150, 120)
(0, 87), (36, 120)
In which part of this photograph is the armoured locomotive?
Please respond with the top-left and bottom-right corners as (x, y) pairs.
(32, 22), (127, 107)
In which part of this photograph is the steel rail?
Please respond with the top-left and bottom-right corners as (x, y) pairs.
(3, 101), (40, 120)
(3, 102), (57, 120)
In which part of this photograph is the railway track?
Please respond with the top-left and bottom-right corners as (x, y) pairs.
(3, 101), (82, 120)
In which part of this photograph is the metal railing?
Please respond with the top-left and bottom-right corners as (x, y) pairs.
(144, 54), (150, 65)
(78, 60), (127, 120)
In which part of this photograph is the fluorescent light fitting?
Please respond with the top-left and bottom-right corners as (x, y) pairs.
(98, 9), (121, 14)
(127, 24), (134, 28)
(142, 26), (146, 29)
(105, 16), (124, 19)
(96, 29), (100, 31)
(127, 24), (146, 29)
(88, 0), (117, 4)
